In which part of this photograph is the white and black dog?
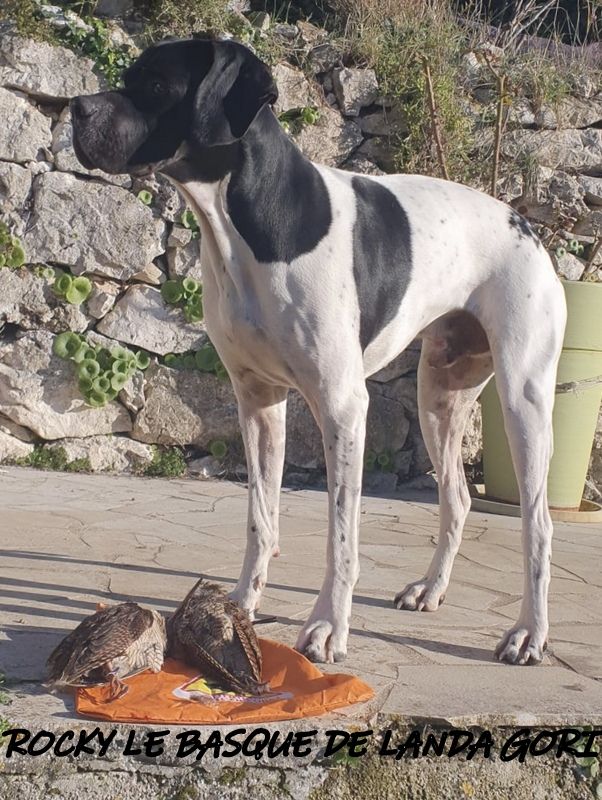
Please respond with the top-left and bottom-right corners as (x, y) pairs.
(71, 38), (566, 666)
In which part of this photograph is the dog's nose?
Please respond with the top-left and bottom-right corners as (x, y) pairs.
(71, 95), (100, 119)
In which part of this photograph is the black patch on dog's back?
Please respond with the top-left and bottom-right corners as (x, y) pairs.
(509, 209), (541, 247)
(351, 176), (413, 350)
(226, 110), (332, 263)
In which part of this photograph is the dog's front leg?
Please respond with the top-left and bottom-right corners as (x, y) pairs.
(229, 380), (288, 618)
(296, 385), (369, 663)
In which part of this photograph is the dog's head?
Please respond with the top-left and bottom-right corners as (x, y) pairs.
(70, 38), (278, 175)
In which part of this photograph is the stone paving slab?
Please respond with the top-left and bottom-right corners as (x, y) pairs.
(1, 465), (601, 730)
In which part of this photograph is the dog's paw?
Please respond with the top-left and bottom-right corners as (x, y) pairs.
(295, 620), (347, 664)
(394, 579), (446, 612)
(495, 625), (547, 665)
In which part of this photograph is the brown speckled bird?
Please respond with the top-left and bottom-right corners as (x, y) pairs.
(46, 602), (167, 701)
(167, 578), (268, 696)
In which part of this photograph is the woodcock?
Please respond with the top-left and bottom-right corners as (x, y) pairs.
(46, 602), (167, 701)
(167, 578), (269, 696)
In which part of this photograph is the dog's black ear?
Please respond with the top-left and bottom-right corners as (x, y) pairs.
(192, 41), (277, 146)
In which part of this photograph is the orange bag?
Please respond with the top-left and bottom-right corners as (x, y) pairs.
(76, 638), (374, 724)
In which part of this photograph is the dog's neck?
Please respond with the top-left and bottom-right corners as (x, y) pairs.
(160, 106), (332, 267)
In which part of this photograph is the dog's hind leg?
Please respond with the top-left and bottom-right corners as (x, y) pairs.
(489, 289), (565, 664)
(395, 323), (493, 612)
(295, 381), (370, 663)
(229, 379), (288, 618)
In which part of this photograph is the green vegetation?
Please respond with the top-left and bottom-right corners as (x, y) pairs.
(0, 222), (25, 269)
(364, 448), (395, 473)
(209, 439), (228, 459)
(58, 15), (135, 88)
(180, 209), (200, 239)
(18, 445), (92, 473)
(143, 446), (187, 477)
(53, 332), (151, 407)
(163, 342), (229, 380)
(137, 189), (154, 206)
(279, 105), (320, 134)
(52, 271), (92, 305)
(161, 276), (204, 323)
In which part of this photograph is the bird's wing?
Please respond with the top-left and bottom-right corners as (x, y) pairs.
(47, 603), (153, 684)
(228, 600), (263, 682)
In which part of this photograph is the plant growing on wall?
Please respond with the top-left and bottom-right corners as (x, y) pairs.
(163, 342), (229, 380)
(161, 276), (204, 323)
(53, 332), (151, 408)
(0, 222), (25, 268)
(52, 270), (93, 305)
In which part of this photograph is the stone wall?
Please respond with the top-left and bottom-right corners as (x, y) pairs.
(0, 9), (601, 496)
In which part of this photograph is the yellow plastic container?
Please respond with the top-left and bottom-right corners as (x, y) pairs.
(481, 281), (602, 510)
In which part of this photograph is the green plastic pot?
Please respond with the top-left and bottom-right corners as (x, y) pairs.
(481, 280), (602, 510)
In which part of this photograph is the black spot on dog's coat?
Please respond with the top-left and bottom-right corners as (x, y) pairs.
(226, 111), (332, 263)
(509, 209), (541, 247)
(351, 176), (413, 350)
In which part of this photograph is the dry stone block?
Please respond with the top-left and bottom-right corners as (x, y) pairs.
(0, 268), (89, 333)
(0, 87), (52, 162)
(97, 285), (206, 355)
(23, 171), (165, 279)
(0, 24), (103, 99)
(294, 104), (363, 167)
(0, 429), (34, 462)
(0, 161), (31, 213)
(503, 129), (602, 172)
(132, 363), (239, 447)
(0, 330), (132, 440)
(332, 67), (379, 116)
(48, 435), (154, 472)
(272, 63), (313, 114)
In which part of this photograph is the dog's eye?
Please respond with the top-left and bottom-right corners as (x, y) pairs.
(151, 81), (165, 96)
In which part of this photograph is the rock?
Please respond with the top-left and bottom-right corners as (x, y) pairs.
(94, 0), (134, 16)
(341, 155), (386, 176)
(294, 104), (363, 167)
(0, 25), (103, 100)
(574, 209), (602, 237)
(132, 174), (185, 223)
(119, 370), (145, 413)
(272, 23), (298, 41)
(0, 429), (34, 462)
(51, 108), (132, 188)
(332, 67), (379, 116)
(47, 435), (153, 472)
(370, 343), (421, 382)
(189, 455), (224, 478)
(570, 73), (598, 98)
(307, 43), (342, 74)
(355, 137), (397, 173)
(0, 414), (36, 442)
(554, 251), (586, 281)
(357, 106), (407, 137)
(579, 176), (602, 207)
(549, 172), (588, 218)
(0, 87), (52, 162)
(272, 63), (313, 114)
(502, 129), (602, 173)
(0, 161), (31, 213)
(556, 97), (602, 128)
(0, 330), (132, 440)
(366, 381), (411, 454)
(285, 391), (322, 469)
(296, 20), (327, 47)
(131, 262), (164, 285)
(97, 285), (206, 355)
(132, 363), (239, 447)
(23, 171), (165, 280)
(166, 239), (203, 281)
(87, 279), (121, 320)
(168, 225), (193, 248)
(248, 11), (270, 31)
(0, 268), (90, 333)
(362, 470), (398, 495)
(462, 402), (482, 465)
(587, 410), (602, 497)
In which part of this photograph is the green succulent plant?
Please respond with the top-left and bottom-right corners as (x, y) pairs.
(52, 271), (92, 305)
(0, 222), (26, 268)
(364, 449), (395, 473)
(137, 189), (153, 205)
(162, 342), (228, 381)
(53, 332), (152, 408)
(161, 276), (204, 323)
(209, 440), (228, 460)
